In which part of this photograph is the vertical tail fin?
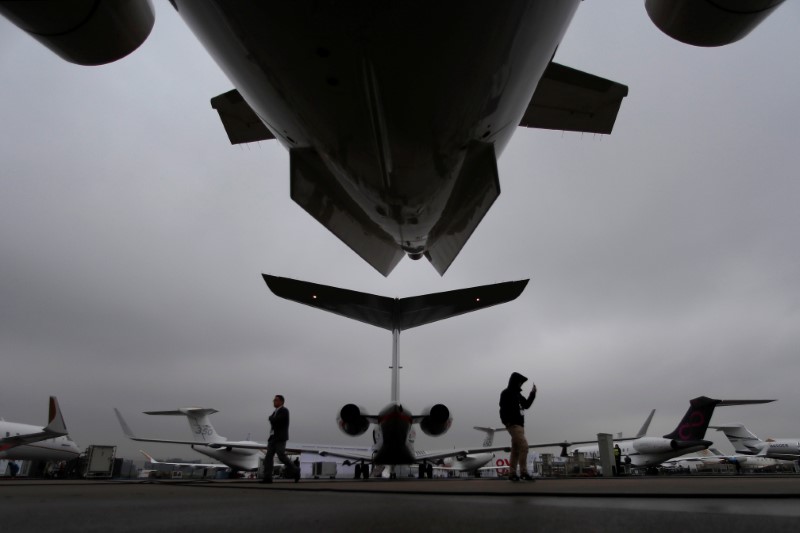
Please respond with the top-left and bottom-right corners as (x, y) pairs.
(663, 397), (774, 441)
(144, 408), (225, 443)
(44, 396), (68, 436)
(473, 426), (506, 447)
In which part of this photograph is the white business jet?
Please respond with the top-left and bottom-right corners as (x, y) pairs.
(561, 397), (774, 471)
(262, 275), (550, 479)
(0, 396), (81, 462)
(711, 423), (800, 461)
(115, 407), (265, 471)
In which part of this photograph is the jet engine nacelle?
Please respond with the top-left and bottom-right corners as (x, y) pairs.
(337, 404), (370, 436)
(418, 404), (452, 437)
(632, 437), (676, 455)
(645, 0), (784, 47)
(0, 0), (155, 66)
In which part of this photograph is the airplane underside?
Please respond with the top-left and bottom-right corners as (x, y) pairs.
(187, 1), (589, 275)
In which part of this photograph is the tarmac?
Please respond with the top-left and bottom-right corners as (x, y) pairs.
(2, 475), (800, 532)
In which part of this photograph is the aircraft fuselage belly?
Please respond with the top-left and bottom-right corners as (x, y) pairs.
(373, 403), (416, 465)
(193, 445), (262, 471)
(0, 440), (80, 461)
(175, 0), (580, 251)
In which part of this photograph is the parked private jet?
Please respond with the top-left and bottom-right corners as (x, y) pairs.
(661, 448), (788, 473)
(711, 423), (800, 461)
(0, 397), (81, 462)
(0, 1), (784, 275)
(261, 275), (562, 479)
(560, 397), (774, 471)
(432, 427), (510, 477)
(115, 407), (265, 471)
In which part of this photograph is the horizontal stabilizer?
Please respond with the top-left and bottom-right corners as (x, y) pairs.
(210, 89), (275, 144)
(263, 275), (528, 331)
(425, 142), (500, 275)
(520, 62), (628, 134)
(716, 400), (775, 406)
(143, 408), (219, 416)
(291, 147), (405, 276)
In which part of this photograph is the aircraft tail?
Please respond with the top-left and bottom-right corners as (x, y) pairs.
(663, 397), (774, 441)
(43, 396), (68, 436)
(474, 426), (506, 448)
(635, 409), (656, 438)
(709, 423), (764, 453)
(262, 275), (528, 332)
(144, 408), (225, 444)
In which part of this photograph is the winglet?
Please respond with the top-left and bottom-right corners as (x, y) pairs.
(635, 409), (656, 438)
(44, 396), (68, 436)
(139, 450), (159, 464)
(114, 408), (137, 439)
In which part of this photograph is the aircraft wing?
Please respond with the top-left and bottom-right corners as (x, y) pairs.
(0, 430), (59, 448)
(415, 446), (511, 463)
(140, 450), (229, 470)
(528, 440), (589, 449)
(0, 396), (69, 448)
(311, 449), (374, 462)
(431, 464), (508, 472)
(519, 62), (628, 134)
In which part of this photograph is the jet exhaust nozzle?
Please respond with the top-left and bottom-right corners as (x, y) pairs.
(0, 0), (155, 65)
(337, 404), (370, 436)
(419, 404), (452, 437)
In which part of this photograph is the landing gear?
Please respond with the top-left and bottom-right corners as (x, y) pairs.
(354, 463), (369, 480)
(418, 463), (434, 478)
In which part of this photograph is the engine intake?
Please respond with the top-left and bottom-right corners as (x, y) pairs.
(645, 0), (785, 47)
(337, 404), (370, 436)
(0, 0), (155, 65)
(418, 404), (452, 437)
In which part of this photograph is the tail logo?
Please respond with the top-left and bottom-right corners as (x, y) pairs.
(496, 458), (511, 476)
(678, 411), (705, 440)
(192, 424), (214, 437)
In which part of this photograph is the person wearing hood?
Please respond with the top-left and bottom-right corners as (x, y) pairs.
(499, 372), (537, 481)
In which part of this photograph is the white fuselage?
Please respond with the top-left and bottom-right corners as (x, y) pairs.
(190, 443), (264, 471)
(440, 453), (495, 472)
(0, 421), (81, 462)
(750, 440), (800, 456)
(573, 438), (709, 468)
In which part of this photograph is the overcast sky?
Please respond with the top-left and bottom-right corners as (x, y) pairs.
(1, 3), (799, 462)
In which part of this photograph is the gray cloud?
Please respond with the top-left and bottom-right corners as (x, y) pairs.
(1, 3), (798, 460)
